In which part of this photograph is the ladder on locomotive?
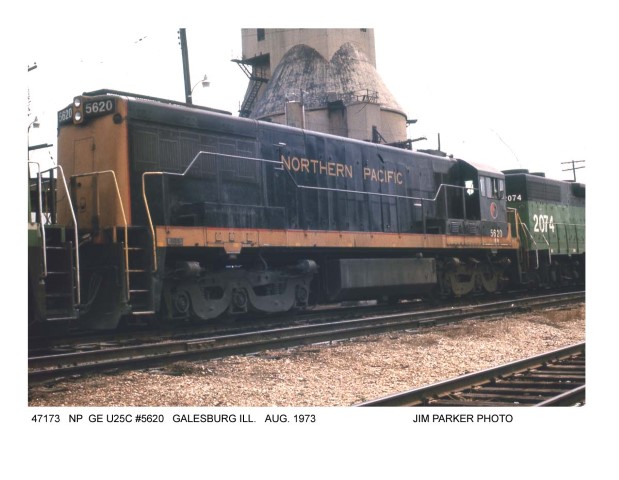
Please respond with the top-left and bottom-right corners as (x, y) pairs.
(42, 226), (79, 320)
(70, 169), (156, 317)
(116, 226), (155, 316)
(30, 165), (156, 321)
(29, 164), (80, 321)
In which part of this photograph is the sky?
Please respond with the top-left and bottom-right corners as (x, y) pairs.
(6, 1), (619, 477)
(20, 1), (619, 185)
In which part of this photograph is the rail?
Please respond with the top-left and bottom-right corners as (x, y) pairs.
(357, 342), (585, 406)
(28, 291), (585, 382)
(71, 170), (130, 301)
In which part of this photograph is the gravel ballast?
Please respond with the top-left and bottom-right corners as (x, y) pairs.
(28, 304), (585, 407)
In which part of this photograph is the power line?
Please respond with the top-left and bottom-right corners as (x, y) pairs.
(561, 160), (585, 182)
(490, 128), (522, 166)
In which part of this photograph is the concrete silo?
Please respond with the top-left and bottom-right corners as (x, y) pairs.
(235, 28), (409, 145)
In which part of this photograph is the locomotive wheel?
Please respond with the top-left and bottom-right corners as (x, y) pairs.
(230, 288), (249, 313)
(480, 268), (499, 293)
(173, 291), (191, 315)
(295, 285), (309, 304)
(444, 266), (476, 297)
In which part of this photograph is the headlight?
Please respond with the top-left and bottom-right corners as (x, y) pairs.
(73, 97), (82, 108)
(74, 111), (83, 122)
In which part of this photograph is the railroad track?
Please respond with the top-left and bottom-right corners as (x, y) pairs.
(28, 286), (582, 354)
(358, 342), (585, 406)
(28, 299), (425, 356)
(28, 291), (584, 384)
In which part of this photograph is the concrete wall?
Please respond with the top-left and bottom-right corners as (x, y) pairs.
(242, 28), (376, 73)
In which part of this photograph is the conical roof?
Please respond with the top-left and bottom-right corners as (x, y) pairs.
(251, 42), (404, 119)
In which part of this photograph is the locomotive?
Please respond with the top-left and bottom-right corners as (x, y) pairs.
(27, 90), (585, 330)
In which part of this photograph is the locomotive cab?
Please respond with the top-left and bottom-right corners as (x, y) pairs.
(445, 159), (508, 238)
(475, 165), (508, 238)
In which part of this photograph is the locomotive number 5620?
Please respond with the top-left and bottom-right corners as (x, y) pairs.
(84, 100), (115, 116)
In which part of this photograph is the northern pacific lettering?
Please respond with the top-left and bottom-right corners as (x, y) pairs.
(280, 154), (403, 185)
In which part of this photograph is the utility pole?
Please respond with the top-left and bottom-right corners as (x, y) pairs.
(561, 160), (585, 182)
(179, 28), (192, 104)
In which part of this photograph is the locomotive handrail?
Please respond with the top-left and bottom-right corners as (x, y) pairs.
(28, 162), (48, 278)
(506, 207), (519, 240)
(39, 165), (82, 305)
(183, 149), (466, 203)
(284, 175), (465, 203)
(142, 151), (284, 271)
(538, 231), (552, 264)
(275, 151), (486, 231)
(71, 170), (130, 302)
(519, 222), (540, 270)
(509, 208), (539, 271)
(141, 150), (490, 270)
(278, 157), (463, 204)
(142, 172), (163, 272)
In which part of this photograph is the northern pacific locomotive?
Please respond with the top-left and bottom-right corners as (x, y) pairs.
(28, 90), (585, 330)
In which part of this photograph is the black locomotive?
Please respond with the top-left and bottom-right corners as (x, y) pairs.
(27, 90), (584, 330)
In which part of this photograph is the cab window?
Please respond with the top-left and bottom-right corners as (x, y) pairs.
(486, 177), (493, 198)
(482, 177), (504, 199)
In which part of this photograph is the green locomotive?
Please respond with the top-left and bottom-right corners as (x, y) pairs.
(503, 169), (585, 286)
